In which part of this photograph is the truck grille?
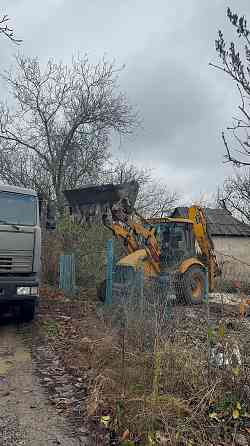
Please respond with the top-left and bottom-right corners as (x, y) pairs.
(0, 250), (33, 273)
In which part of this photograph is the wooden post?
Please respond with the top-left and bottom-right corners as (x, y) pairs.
(139, 265), (144, 317)
(105, 239), (113, 305)
(205, 267), (211, 378)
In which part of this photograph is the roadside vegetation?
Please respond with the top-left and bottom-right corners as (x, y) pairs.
(36, 282), (250, 446)
(36, 221), (250, 446)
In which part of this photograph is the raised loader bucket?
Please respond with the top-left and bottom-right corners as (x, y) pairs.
(63, 181), (139, 224)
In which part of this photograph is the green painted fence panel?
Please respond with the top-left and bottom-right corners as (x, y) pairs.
(59, 254), (76, 295)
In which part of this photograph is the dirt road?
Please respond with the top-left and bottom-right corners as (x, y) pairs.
(0, 319), (83, 446)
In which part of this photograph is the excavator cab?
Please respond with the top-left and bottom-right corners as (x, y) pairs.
(149, 220), (195, 269)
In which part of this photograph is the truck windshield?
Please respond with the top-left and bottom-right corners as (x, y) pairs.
(0, 192), (37, 226)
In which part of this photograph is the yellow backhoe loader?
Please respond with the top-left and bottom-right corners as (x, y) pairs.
(64, 181), (221, 304)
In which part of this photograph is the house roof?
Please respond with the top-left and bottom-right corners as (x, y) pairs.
(171, 207), (250, 237)
(0, 184), (37, 196)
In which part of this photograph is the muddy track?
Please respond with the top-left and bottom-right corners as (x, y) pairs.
(0, 319), (83, 446)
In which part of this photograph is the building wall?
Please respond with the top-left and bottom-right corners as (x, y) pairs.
(213, 236), (250, 283)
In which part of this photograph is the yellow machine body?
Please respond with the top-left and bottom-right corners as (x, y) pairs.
(114, 207), (221, 296)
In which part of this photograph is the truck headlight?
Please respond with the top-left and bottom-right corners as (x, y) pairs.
(31, 287), (38, 295)
(17, 287), (31, 295)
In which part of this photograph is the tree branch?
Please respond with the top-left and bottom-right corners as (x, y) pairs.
(0, 15), (21, 43)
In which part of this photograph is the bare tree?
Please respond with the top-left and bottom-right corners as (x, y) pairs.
(217, 169), (250, 223)
(100, 159), (180, 217)
(0, 147), (52, 196)
(211, 8), (250, 166)
(137, 180), (179, 217)
(0, 15), (21, 43)
(191, 193), (218, 209)
(0, 55), (139, 210)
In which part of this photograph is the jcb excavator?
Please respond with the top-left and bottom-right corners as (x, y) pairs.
(64, 181), (221, 304)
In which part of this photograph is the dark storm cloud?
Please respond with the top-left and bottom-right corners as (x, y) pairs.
(1, 0), (250, 199)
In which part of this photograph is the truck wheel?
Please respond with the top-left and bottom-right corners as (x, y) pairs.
(20, 300), (35, 322)
(179, 266), (206, 305)
(97, 280), (106, 302)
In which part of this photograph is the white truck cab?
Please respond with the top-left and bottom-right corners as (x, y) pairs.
(0, 184), (41, 321)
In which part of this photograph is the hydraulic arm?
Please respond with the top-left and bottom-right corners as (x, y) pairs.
(188, 206), (221, 290)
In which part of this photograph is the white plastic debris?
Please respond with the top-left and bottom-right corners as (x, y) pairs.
(209, 341), (241, 368)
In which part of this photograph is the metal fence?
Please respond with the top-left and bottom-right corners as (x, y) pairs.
(95, 238), (211, 353)
(55, 236), (250, 445)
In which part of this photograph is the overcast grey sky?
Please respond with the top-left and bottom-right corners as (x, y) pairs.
(1, 0), (250, 202)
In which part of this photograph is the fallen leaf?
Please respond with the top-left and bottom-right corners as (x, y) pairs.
(121, 430), (130, 441)
(207, 327), (213, 340)
(218, 325), (225, 338)
(100, 415), (110, 428)
(209, 412), (220, 422)
(148, 433), (156, 445)
(233, 408), (240, 419)
(232, 367), (240, 377)
(86, 400), (98, 416)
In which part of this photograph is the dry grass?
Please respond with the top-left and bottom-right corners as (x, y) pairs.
(85, 307), (250, 443)
(79, 333), (219, 444)
(36, 284), (250, 445)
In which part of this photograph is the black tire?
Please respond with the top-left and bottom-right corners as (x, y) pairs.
(174, 273), (184, 304)
(19, 300), (35, 322)
(97, 280), (106, 302)
(178, 266), (206, 305)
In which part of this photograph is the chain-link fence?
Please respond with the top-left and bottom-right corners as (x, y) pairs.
(41, 221), (250, 445)
(93, 241), (250, 445)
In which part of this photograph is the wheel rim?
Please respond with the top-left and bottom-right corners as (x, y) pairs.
(190, 274), (203, 300)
